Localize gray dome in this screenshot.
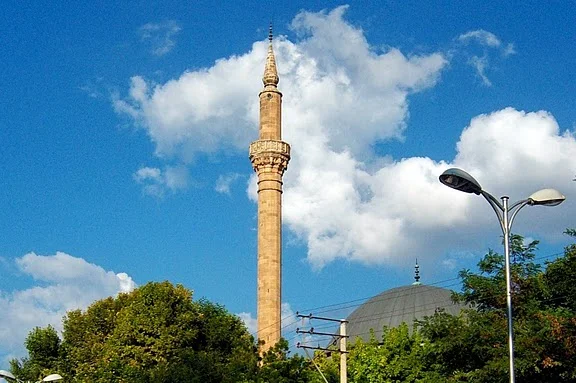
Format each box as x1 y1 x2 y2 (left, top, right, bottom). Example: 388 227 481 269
346 284 466 343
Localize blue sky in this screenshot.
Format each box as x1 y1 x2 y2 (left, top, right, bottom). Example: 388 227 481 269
1 1 576 367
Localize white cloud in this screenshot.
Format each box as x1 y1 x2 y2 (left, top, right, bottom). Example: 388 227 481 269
164 166 189 190
457 29 515 86
117 273 136 293
133 165 189 197
0 252 136 363
215 173 242 194
116 6 445 160
134 166 162 182
79 77 105 99
237 302 301 340
468 55 491 86
114 7 576 269
285 107 576 268
237 312 257 335
458 30 502 47
138 20 181 56
503 43 516 57
454 108 576 185
281 302 299 333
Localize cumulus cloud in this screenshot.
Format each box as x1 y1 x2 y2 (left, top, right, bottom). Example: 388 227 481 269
0 252 136 362
116 6 445 159
114 6 576 269
138 20 181 56
133 165 189 197
285 108 576 268
457 29 516 86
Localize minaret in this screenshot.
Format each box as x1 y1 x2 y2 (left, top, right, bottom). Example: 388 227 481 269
249 26 291 351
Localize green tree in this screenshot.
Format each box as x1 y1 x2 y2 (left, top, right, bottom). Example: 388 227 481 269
10 281 319 382
308 324 445 383
15 281 258 382
305 231 576 383
420 231 576 382
544 229 576 309
348 324 427 382
10 325 61 381
253 339 312 383
529 229 576 381
455 234 542 314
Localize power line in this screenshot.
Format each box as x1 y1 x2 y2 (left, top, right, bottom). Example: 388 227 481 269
248 248 570 341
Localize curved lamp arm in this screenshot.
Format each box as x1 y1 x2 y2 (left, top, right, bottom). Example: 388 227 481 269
480 191 538 235
507 200 530 232
480 190 507 235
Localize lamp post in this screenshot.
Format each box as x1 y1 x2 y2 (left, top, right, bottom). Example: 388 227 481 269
439 168 565 383
0 370 63 383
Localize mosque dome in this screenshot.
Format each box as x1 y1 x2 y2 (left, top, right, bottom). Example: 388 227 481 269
346 264 466 343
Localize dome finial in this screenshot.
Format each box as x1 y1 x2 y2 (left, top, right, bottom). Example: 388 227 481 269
413 259 421 285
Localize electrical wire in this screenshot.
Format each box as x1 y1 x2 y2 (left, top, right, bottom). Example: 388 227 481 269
249 248 571 343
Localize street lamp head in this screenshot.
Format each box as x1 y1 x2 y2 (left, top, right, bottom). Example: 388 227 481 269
0 371 62 382
528 188 566 206
439 168 483 195
0 370 16 380
42 374 63 382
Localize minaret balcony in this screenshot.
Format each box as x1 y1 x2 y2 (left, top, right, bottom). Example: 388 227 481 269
249 139 291 175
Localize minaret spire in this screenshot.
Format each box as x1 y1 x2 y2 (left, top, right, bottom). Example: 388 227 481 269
249 26 291 353
263 23 279 88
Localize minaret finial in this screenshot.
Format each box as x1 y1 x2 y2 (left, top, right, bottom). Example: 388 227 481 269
413 259 421 285
269 22 273 42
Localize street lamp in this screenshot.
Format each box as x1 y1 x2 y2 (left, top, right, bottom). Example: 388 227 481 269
40 375 62 382
0 370 63 383
439 168 565 383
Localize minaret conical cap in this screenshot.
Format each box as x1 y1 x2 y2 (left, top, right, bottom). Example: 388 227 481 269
263 24 279 87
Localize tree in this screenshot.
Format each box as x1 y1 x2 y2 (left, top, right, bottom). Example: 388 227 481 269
10 281 320 382
12 281 259 382
11 232 574 382
455 234 542 314
348 324 429 383
307 324 446 383
305 231 576 382
544 229 576 309
253 339 312 383
10 325 61 381
420 231 576 382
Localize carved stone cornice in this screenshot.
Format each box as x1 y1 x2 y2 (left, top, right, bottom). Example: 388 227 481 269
249 139 291 175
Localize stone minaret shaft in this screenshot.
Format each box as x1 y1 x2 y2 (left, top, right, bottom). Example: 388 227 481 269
249 29 290 350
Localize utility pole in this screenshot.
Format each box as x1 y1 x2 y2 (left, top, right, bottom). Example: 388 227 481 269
340 320 347 383
296 313 348 383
